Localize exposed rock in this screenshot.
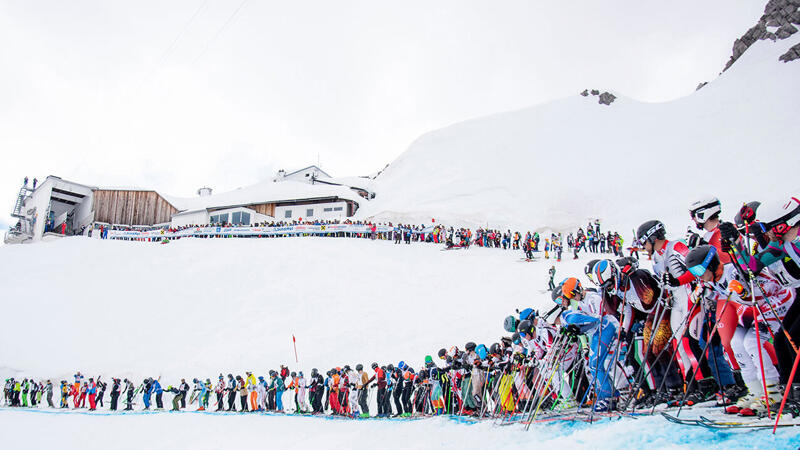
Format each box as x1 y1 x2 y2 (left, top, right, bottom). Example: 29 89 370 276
590 89 599 95
776 23 798 38
580 89 589 97
779 42 800 61
722 0 800 71
598 92 616 105
696 81 708 91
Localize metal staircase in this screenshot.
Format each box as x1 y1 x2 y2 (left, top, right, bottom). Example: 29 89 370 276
11 184 32 219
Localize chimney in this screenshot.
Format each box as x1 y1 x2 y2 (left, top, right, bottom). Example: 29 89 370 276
197 187 213 197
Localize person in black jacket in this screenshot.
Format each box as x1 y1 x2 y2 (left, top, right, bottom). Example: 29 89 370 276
179 379 189 409
308 369 324 413
96 378 106 408
110 378 121 411
226 374 236 411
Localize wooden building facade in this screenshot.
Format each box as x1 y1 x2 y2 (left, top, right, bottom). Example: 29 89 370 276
92 189 178 226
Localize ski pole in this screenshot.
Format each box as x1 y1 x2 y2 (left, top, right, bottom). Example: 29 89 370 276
773 346 800 433
676 292 734 417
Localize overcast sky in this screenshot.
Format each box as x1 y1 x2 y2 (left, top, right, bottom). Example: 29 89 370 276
0 1 765 229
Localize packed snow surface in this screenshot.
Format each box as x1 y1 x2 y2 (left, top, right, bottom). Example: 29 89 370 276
0 237 796 448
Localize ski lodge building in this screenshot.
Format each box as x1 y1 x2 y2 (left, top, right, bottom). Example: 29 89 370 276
5 166 374 244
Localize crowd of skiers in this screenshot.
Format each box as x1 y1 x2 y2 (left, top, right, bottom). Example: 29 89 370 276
528 195 800 418
7 196 798 422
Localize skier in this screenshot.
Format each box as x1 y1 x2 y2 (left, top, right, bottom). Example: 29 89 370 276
558 277 619 411
179 378 190 409
151 377 163 409
636 219 715 404
296 371 308 413
96 378 106 408
356 364 370 417
142 378 152 410
45 380 54 408
87 378 97 411
548 266 556 291
123 378 135 411
215 375 226 411
110 378 121 411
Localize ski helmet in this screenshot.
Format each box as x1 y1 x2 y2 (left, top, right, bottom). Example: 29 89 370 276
500 336 512 347
551 285 564 305
584 259 600 284
561 277 583 300
465 342 477 352
511 332 521 344
355 364 363 371
371 362 378 369
291 371 296 378
489 343 501 355
475 344 488 360
689 197 721 229
503 315 518 333
344 365 351 371
517 319 533 335
734 201 761 231
615 256 639 275
398 361 406 370
685 244 720 278
593 259 619 292
635 220 666 247
437 348 447 359
424 355 433 365
759 197 800 238
386 364 394 371
311 368 318 375
517 307 536 321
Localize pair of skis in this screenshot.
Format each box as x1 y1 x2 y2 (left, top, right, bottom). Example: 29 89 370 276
661 411 799 429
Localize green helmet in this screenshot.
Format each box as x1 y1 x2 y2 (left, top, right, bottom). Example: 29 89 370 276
424 355 433 365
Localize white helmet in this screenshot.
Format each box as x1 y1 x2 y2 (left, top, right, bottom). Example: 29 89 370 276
758 196 800 237
689 197 721 228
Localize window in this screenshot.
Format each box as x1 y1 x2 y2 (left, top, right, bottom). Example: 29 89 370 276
241 212 250 224
218 213 229 224
210 215 217 223
333 207 343 211
323 207 333 212
306 208 314 217
285 210 292 218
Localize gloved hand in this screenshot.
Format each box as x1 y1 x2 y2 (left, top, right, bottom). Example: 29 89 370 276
719 222 739 253
564 324 581 337
662 272 681 287
686 231 704 249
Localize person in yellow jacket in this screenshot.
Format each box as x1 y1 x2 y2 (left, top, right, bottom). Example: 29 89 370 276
245 372 258 411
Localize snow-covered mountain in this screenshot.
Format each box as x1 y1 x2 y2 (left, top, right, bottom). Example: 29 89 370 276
360 2 800 236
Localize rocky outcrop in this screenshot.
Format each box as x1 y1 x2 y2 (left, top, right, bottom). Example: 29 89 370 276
696 81 708 91
580 89 617 105
598 92 617 105
723 0 800 71
779 42 800 61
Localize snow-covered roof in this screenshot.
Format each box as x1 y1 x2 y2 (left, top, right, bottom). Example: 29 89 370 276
161 179 361 212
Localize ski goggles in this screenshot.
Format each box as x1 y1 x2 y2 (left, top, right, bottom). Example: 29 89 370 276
688 246 717 277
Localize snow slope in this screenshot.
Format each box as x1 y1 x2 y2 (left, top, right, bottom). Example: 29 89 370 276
360 33 800 235
0 237 568 380
0 237 795 448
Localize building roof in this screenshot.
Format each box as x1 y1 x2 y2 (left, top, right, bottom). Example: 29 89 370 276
161 179 360 213
283 165 331 179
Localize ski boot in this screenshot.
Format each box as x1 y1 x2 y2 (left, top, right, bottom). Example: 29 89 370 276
739 383 781 417
716 384 746 406
725 392 754 415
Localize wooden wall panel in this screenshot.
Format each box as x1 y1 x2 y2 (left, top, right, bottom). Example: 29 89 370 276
93 190 178 225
